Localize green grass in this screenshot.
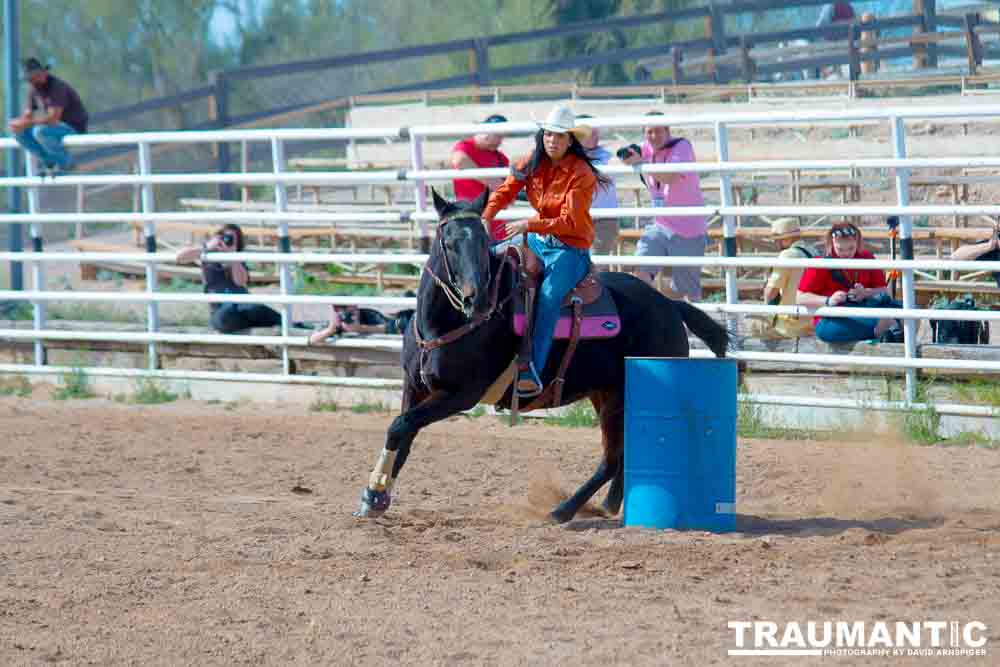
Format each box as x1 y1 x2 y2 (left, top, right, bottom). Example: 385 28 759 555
702 291 725 303
350 401 391 414
898 405 942 446
0 302 33 321
386 263 421 276
0 376 32 397
543 401 598 428
119 379 179 405
737 396 825 440
47 302 142 324
953 380 1000 407
938 431 995 448
52 368 96 400
299 276 380 297
164 277 202 293
160 308 210 327
309 393 340 412
464 405 487 418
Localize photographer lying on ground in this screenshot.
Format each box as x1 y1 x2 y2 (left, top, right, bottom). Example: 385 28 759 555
796 221 902 345
950 219 1000 288
175 224 284 334
308 301 415 345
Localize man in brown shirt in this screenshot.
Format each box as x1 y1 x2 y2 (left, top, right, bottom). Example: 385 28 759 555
8 58 88 175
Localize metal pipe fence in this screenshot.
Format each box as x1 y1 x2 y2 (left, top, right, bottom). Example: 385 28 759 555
3 103 1000 417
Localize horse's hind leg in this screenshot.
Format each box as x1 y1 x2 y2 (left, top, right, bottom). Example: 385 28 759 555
597 391 626 516
549 390 625 523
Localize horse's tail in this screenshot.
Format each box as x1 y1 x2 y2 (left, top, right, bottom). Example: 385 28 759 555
676 300 729 358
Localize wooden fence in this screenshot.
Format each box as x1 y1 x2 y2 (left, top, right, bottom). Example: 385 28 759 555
73 0 1000 190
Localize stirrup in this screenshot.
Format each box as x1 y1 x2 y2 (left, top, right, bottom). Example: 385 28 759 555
516 363 543 398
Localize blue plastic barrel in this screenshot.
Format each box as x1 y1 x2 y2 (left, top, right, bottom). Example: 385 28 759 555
623 357 737 532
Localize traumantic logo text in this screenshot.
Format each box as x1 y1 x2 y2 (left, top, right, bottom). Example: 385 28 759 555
728 621 989 658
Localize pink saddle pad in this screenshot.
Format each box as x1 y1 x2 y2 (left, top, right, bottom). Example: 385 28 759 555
512 286 620 340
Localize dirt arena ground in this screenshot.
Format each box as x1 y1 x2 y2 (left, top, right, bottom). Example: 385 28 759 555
1 395 998 666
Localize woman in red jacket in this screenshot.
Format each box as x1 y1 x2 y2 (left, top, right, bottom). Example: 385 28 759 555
483 106 610 396
797 221 902 344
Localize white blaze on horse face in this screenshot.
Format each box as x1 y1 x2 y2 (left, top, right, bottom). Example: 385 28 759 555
452 226 480 299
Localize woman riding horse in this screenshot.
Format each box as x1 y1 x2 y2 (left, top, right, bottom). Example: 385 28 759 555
482 106 610 397
354 190 731 523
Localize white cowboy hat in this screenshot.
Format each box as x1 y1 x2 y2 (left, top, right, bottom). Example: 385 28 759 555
538 105 591 141
769 217 802 238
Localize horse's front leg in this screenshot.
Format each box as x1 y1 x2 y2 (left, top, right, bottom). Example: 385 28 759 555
355 384 483 518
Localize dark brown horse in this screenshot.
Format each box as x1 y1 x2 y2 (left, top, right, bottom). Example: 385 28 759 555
356 190 729 522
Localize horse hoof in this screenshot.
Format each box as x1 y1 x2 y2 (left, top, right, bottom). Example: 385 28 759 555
354 487 391 518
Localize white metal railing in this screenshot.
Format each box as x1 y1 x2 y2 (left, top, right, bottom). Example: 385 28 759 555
3 103 1000 416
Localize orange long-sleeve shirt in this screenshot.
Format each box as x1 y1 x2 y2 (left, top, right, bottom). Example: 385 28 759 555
482 152 597 250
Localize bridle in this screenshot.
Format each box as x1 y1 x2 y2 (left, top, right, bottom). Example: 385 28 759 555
422 212 489 318
412 211 515 387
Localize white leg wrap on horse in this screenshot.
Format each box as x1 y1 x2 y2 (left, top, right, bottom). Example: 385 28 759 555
368 448 397 492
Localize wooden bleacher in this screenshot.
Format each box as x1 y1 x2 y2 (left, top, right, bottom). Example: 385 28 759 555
68 239 280 284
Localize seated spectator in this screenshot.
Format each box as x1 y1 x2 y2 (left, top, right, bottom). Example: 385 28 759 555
450 114 510 202
175 224 283 334
797 221 902 345
950 219 1000 287
8 58 88 175
308 302 415 345
747 218 816 342
576 113 620 255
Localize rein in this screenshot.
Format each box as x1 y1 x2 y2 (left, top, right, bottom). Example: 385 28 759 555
413 214 514 386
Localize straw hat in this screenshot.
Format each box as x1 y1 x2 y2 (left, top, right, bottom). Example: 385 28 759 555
770 217 801 239
538 106 591 141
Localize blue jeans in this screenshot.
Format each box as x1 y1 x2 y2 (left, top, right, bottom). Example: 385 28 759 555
526 233 591 375
14 123 76 168
814 294 900 343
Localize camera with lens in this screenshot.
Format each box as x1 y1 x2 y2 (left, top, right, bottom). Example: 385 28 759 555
221 232 236 247
616 143 642 161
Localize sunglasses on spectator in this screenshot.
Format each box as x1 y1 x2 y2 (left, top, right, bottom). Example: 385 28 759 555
831 227 858 238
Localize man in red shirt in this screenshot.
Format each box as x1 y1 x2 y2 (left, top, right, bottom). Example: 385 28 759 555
450 114 510 201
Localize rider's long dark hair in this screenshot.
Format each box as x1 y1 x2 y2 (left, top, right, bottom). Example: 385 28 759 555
513 129 611 187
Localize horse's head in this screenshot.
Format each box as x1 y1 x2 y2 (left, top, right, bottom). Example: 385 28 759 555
429 188 492 318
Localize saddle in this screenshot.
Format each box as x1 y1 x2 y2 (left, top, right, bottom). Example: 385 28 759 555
511 250 621 340
502 242 620 415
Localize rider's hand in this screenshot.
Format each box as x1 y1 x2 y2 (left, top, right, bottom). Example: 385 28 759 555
503 220 530 239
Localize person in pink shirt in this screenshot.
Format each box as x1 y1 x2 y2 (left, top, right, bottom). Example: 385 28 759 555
620 111 707 300
449 114 510 201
